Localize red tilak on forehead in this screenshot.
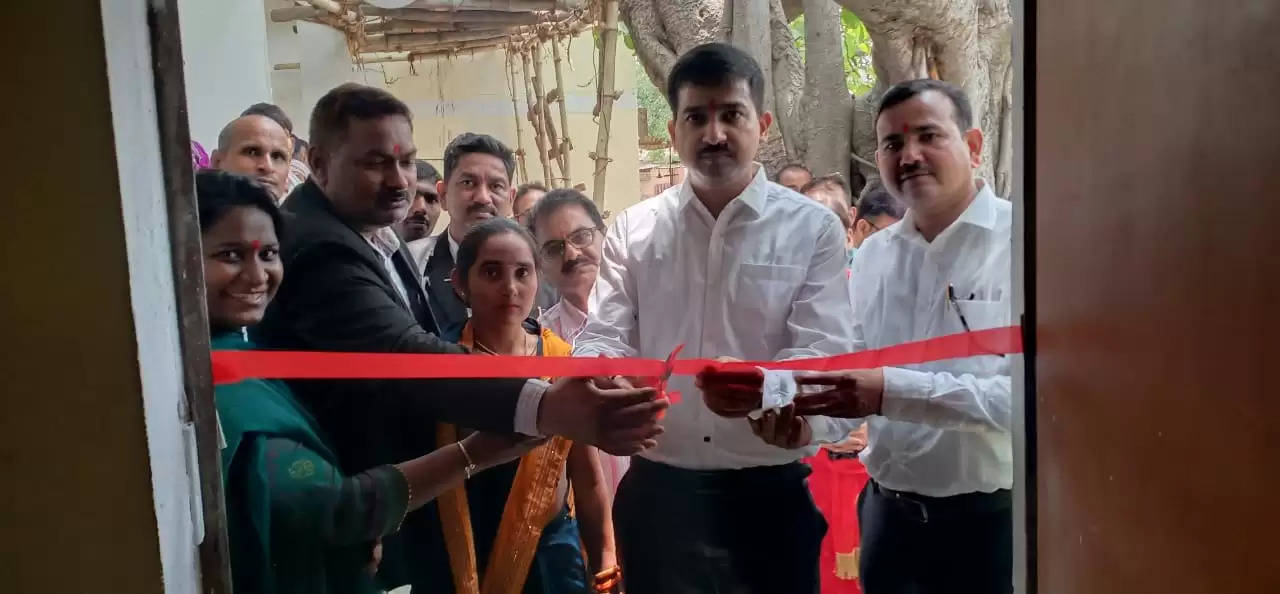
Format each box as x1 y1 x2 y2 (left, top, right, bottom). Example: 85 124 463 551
902 124 910 134
250 240 261 251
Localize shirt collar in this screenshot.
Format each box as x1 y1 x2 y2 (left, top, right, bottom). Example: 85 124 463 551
891 179 997 242
677 164 769 215
365 226 401 258
447 233 460 262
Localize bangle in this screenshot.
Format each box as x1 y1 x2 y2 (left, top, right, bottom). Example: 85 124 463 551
456 440 477 480
594 566 621 592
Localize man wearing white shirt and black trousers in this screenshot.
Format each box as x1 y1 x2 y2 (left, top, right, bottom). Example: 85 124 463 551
727 79 1014 593
574 43 857 594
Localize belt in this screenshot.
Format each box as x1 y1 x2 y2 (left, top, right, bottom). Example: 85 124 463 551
869 480 1011 523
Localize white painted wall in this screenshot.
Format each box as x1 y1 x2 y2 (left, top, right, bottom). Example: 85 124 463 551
179 0 274 146
102 0 201 590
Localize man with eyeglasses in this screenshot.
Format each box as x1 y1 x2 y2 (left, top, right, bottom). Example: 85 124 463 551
526 188 605 345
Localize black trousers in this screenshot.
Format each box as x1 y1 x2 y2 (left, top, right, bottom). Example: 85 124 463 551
613 458 826 594
858 480 1013 594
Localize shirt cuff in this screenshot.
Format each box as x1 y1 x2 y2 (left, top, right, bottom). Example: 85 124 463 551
881 367 935 421
806 415 849 445
515 379 549 437
747 368 798 419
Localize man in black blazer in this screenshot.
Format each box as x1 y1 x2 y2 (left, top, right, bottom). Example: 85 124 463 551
253 83 666 589
423 133 557 336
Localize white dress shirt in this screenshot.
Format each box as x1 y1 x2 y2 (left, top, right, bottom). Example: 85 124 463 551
850 181 1013 497
369 227 546 437
575 166 856 470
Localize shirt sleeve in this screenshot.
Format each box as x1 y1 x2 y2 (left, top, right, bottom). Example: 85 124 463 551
574 211 640 358
261 437 410 546
881 366 1012 432
774 212 858 361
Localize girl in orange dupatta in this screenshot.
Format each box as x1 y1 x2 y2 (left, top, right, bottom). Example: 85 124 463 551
438 218 620 594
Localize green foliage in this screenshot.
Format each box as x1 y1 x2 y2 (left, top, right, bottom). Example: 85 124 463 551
789 9 876 97
633 57 671 143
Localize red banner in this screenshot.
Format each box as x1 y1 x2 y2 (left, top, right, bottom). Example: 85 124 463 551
211 326 1021 385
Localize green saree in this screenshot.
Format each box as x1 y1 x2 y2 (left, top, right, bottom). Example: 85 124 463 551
213 331 408 594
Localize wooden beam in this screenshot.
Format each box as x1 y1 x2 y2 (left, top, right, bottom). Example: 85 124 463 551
362 7 551 25
361 37 508 56
358 44 506 64
403 0 586 12
591 0 620 208
273 62 301 71
362 30 511 52
270 6 321 22
308 0 342 15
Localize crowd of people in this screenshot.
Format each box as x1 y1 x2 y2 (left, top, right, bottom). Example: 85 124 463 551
199 40 1012 594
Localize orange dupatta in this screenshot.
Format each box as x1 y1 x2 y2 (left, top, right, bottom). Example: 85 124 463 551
436 323 575 594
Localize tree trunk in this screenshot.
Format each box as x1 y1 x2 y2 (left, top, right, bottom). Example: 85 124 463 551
620 0 805 175
837 0 1013 196
799 0 853 181
622 0 1013 197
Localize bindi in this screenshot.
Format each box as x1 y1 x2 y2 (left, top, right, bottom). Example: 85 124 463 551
250 240 261 251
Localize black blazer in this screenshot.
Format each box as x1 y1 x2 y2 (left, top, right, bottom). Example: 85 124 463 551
254 180 527 465
422 232 470 338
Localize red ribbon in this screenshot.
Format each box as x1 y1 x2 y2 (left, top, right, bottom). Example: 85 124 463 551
211 326 1021 386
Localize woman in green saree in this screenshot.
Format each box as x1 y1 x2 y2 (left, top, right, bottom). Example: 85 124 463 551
199 170 538 593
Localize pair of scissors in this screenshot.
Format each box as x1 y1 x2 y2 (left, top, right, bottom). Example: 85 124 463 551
655 344 685 414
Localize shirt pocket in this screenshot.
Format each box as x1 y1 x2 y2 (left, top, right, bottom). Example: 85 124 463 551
731 263 807 336
955 299 1011 331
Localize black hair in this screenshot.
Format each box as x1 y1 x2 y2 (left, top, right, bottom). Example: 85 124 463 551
876 79 973 132
415 159 441 183
242 102 294 134
196 169 284 235
454 218 540 291
515 182 549 202
665 42 766 115
776 163 812 181
525 188 605 236
856 183 906 221
309 83 413 153
442 132 515 182
292 136 309 160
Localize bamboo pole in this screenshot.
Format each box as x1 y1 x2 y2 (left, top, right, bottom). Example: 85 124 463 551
270 6 321 22
521 46 553 186
506 48 531 184
550 34 573 186
591 0 620 209
366 29 511 48
528 40 560 187
362 7 551 25
400 0 586 11
358 41 507 63
527 38 563 186
362 36 509 54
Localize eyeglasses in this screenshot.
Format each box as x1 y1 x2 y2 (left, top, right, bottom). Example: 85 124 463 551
539 227 600 260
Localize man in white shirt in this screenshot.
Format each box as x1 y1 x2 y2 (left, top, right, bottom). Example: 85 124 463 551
782 79 1014 593
574 43 855 594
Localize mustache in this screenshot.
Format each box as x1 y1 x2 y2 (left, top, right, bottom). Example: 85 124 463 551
561 258 595 275
466 203 498 217
898 162 931 181
404 212 429 223
698 144 732 157
380 188 411 202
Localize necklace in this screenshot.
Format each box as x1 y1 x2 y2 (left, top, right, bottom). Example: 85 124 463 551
473 332 537 356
